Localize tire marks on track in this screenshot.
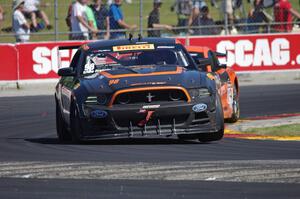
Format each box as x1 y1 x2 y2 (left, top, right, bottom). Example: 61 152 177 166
0 160 300 184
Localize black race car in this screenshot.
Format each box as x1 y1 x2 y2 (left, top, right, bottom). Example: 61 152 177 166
55 37 224 143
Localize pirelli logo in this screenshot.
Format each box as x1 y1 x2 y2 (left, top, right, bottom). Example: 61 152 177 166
113 44 155 52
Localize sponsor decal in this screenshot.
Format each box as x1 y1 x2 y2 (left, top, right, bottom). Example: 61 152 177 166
90 110 108 119
112 44 155 52
157 46 175 49
142 105 160 109
130 82 167 86
137 110 155 127
109 79 120 86
192 103 207 112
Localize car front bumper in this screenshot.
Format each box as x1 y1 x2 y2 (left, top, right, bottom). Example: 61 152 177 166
79 97 221 140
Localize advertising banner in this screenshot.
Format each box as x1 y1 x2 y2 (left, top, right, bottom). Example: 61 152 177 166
15 41 86 80
1 33 300 81
188 33 300 72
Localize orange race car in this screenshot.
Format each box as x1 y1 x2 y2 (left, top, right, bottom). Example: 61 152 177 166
186 46 240 123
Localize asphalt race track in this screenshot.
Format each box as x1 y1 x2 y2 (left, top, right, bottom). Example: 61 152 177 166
0 84 299 198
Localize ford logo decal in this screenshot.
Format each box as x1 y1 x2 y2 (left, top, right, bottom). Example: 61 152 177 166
192 103 207 112
90 110 108 119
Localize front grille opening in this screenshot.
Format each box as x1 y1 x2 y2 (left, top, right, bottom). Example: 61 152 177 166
113 89 188 105
195 112 209 120
192 112 210 125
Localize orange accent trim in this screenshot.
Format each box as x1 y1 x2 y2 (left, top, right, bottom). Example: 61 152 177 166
100 67 183 79
185 46 210 56
108 86 191 107
186 46 211 71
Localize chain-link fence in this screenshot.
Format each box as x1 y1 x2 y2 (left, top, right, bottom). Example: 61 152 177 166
0 0 300 43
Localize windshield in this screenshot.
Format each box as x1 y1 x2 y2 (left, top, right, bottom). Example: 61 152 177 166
81 44 191 75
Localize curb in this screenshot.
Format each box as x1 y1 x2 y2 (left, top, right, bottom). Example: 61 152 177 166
225 128 300 141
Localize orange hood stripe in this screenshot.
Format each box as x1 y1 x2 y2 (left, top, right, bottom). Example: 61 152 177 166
100 67 183 79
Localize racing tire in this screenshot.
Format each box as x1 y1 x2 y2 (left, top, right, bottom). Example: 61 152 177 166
226 84 240 123
198 93 224 142
70 102 83 144
56 100 72 142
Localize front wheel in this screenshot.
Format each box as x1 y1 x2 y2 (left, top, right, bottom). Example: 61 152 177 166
56 100 71 142
70 102 83 143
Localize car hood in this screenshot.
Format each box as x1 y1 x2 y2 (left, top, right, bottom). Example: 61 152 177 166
77 66 209 95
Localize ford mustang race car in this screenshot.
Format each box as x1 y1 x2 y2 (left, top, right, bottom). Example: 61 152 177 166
186 46 240 123
55 38 224 143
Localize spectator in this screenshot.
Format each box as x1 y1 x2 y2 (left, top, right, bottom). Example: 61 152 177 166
148 0 173 37
71 0 97 40
188 0 203 28
90 0 110 39
109 0 136 39
273 0 300 32
247 0 269 33
86 0 98 39
190 2 219 35
170 0 192 33
23 0 52 32
66 1 75 39
12 0 30 42
0 5 3 29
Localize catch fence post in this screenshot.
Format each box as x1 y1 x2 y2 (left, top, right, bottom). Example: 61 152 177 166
139 0 143 36
54 0 58 41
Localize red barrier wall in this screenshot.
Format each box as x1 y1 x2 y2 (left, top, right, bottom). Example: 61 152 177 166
1 33 300 81
0 44 18 81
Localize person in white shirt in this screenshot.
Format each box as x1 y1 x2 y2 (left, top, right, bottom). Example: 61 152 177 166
24 0 52 31
0 4 4 30
71 0 97 40
12 0 30 42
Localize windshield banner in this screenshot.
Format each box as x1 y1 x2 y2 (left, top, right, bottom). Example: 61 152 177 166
0 33 300 81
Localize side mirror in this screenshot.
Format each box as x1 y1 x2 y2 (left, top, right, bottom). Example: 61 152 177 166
57 67 75 77
215 52 226 57
196 58 211 69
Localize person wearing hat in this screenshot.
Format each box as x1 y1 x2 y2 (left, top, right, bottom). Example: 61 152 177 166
12 0 30 42
147 0 173 37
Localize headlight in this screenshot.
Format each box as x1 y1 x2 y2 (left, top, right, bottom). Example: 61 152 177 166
189 88 210 99
85 96 97 104
85 94 107 105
